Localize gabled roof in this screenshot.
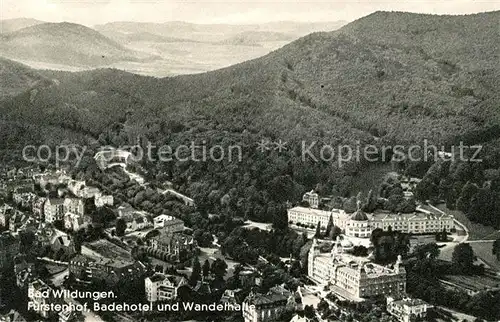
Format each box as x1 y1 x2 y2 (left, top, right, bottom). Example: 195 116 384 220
148 273 166 283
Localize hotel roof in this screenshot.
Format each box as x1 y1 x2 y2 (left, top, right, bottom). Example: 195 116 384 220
289 206 347 217
369 211 452 221
392 298 429 307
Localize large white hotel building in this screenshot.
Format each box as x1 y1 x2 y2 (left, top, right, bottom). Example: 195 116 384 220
308 238 406 300
288 205 454 237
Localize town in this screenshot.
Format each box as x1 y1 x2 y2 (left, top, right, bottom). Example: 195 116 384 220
0 148 499 322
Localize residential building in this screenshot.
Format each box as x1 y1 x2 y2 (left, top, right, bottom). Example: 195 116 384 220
64 212 87 231
14 259 36 289
59 308 84 322
290 315 312 322
8 211 30 233
35 222 60 248
0 309 27 322
51 235 76 257
63 198 85 217
308 238 406 301
66 179 101 200
145 273 187 302
0 204 14 227
148 232 197 260
32 197 47 218
69 253 145 287
238 269 259 288
35 172 71 190
243 289 289 322
44 198 65 223
154 215 184 233
95 195 114 208
15 166 41 180
387 297 432 322
12 189 36 209
119 210 153 232
117 204 136 217
67 180 86 197
127 214 153 232
220 289 244 305
78 186 100 199
302 190 319 208
28 279 57 319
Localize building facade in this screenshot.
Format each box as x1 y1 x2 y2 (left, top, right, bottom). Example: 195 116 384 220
95 195 114 208
345 209 372 238
44 198 65 223
287 207 348 230
154 215 184 233
63 198 85 218
288 206 454 237
243 289 289 322
28 279 57 319
302 190 319 208
147 232 198 263
370 211 454 234
145 273 187 302
69 254 145 287
0 204 14 227
387 297 432 322
308 238 406 300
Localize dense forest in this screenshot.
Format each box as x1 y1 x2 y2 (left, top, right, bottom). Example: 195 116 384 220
413 153 500 228
0 11 499 223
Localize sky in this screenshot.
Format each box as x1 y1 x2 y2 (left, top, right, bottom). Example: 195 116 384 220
1 0 499 26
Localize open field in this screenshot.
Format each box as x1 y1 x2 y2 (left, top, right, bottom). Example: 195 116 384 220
470 241 500 271
83 239 132 260
442 274 500 293
435 204 499 241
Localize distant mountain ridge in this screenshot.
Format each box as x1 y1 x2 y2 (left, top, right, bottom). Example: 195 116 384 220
0 18 44 33
1 11 499 146
219 31 296 46
94 20 347 42
0 22 158 67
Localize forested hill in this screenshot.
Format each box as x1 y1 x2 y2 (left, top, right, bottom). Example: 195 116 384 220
0 22 156 67
0 11 499 220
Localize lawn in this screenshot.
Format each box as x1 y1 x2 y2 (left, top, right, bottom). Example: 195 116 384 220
45 263 67 275
470 241 500 271
442 274 500 292
435 204 499 241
